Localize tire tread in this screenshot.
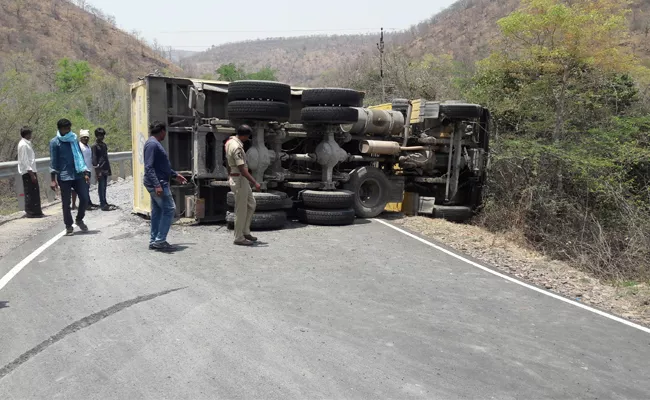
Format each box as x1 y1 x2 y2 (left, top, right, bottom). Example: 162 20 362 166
297 208 355 226
228 80 291 103
227 100 290 122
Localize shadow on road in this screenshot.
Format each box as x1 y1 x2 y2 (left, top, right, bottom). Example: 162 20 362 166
186 215 374 233
380 212 405 221
77 230 101 235
0 301 8 310
169 245 190 253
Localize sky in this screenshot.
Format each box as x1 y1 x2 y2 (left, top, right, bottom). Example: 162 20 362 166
87 0 458 51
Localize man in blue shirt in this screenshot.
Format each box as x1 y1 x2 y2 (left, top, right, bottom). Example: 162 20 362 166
49 119 91 236
143 121 187 252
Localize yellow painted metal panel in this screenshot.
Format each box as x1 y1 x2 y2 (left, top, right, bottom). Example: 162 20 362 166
368 102 392 111
131 81 151 216
385 163 404 212
410 99 422 124
385 202 403 212
369 99 423 124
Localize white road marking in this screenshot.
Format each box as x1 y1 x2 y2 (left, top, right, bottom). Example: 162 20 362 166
376 219 650 334
0 230 66 292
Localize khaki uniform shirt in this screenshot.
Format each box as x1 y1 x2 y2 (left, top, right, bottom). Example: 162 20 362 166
225 136 246 171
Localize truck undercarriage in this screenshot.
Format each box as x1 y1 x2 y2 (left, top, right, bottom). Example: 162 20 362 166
130 76 491 228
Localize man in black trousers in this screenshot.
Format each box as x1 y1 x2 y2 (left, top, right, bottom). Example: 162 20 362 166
17 126 44 218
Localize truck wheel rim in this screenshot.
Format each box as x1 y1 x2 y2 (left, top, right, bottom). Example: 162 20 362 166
358 179 382 208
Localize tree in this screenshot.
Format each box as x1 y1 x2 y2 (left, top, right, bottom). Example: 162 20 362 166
465 0 650 279
55 58 92 93
216 63 246 82
247 67 277 81
215 63 278 82
12 0 26 19
475 0 640 141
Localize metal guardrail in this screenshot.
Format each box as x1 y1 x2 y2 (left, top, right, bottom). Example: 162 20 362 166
0 151 132 211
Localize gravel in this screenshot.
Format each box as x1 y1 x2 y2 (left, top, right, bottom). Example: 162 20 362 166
103 176 135 209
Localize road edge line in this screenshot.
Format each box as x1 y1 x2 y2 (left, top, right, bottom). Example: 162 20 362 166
0 230 66 292
375 219 650 335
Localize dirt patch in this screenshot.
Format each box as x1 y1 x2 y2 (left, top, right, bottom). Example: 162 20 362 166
392 216 650 327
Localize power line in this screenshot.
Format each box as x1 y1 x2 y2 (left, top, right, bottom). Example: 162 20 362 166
155 28 400 34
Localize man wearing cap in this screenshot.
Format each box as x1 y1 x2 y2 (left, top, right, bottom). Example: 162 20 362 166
225 124 261 246
72 129 99 210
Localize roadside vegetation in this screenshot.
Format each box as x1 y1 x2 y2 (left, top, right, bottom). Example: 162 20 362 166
0 54 131 214
200 63 279 82
323 0 650 282
0 54 131 161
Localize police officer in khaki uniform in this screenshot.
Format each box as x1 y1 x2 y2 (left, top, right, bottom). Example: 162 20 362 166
225 124 261 246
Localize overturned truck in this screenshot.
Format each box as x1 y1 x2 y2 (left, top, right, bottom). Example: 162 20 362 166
130 76 491 229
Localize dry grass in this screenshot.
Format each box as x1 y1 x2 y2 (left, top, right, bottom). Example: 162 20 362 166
0 0 179 81
392 216 650 327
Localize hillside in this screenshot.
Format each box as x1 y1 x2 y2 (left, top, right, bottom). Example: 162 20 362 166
184 34 379 84
0 0 179 81
170 49 200 63
183 0 650 85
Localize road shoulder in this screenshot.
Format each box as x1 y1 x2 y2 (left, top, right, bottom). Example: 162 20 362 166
389 215 650 328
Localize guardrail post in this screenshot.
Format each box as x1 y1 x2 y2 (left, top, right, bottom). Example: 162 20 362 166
14 173 25 212
119 160 126 179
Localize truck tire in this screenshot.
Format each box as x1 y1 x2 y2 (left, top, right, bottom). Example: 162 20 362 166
301 190 354 209
301 88 362 107
344 166 391 218
434 205 473 222
227 190 288 211
227 100 290 122
228 80 291 103
301 106 358 124
297 208 355 226
391 98 409 106
439 103 482 120
391 98 409 112
226 210 287 231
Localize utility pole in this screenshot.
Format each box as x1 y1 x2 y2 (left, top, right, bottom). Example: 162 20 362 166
377 27 386 103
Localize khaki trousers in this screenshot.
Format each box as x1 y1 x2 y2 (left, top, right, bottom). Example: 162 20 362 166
229 175 256 240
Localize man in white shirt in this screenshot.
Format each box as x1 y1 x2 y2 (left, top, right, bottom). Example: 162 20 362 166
17 126 44 218
71 129 99 210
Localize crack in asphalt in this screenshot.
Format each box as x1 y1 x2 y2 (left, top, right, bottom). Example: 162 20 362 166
0 287 186 380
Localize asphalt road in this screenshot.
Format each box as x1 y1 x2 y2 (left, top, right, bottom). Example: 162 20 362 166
0 203 649 399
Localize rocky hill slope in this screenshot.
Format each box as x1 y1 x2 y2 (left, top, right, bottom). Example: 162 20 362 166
0 0 178 81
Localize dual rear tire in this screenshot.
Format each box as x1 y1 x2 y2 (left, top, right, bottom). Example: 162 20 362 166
298 190 355 226
226 191 291 231
300 88 363 124
227 80 291 122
